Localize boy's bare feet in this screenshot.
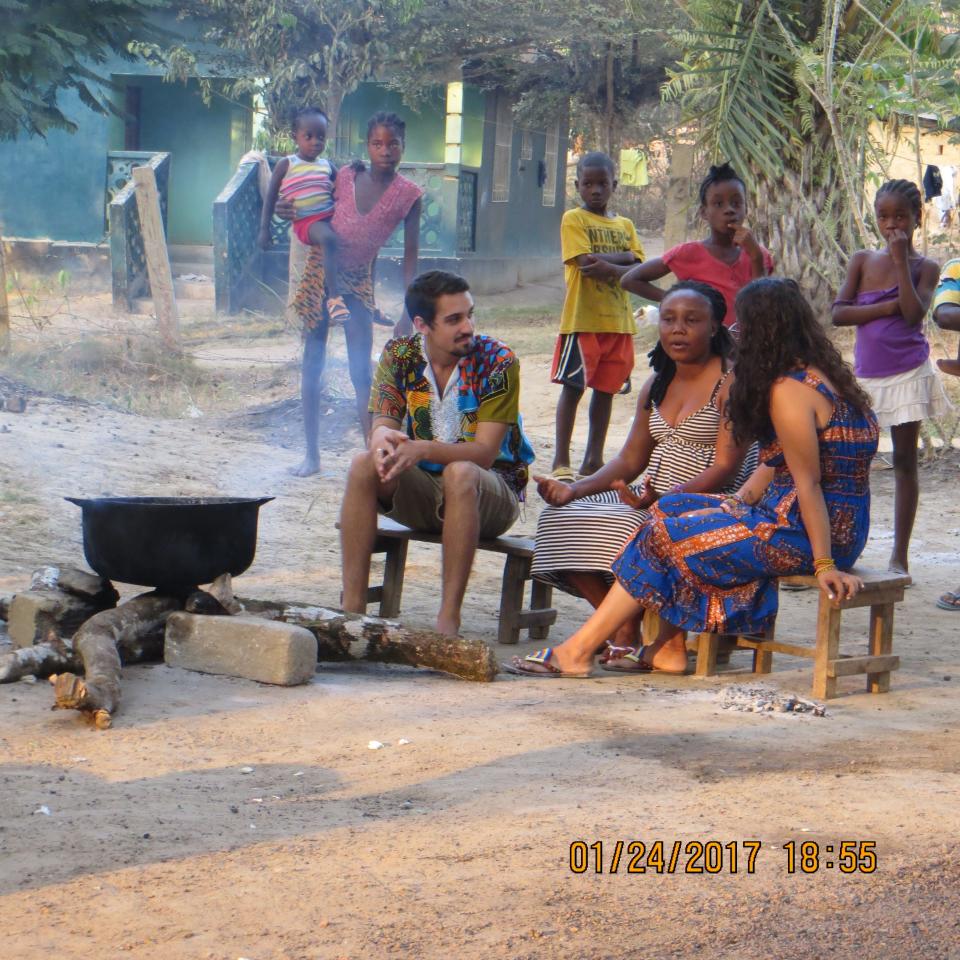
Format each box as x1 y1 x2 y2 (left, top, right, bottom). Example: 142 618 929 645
937 357 960 377
289 454 321 477
435 614 460 637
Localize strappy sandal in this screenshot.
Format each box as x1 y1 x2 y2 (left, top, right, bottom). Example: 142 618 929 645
936 590 960 611
501 647 593 679
600 645 690 675
549 466 576 483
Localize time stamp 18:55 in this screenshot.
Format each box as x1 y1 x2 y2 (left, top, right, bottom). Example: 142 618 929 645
569 840 877 875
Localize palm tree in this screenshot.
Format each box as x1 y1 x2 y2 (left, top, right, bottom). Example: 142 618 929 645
663 0 960 310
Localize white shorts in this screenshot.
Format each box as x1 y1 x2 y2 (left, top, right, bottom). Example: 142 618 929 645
859 358 953 428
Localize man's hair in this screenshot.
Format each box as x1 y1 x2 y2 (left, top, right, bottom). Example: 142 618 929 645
576 151 615 178
404 270 471 327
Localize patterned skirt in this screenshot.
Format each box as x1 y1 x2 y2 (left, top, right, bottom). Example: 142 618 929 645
611 491 816 635
294 246 375 333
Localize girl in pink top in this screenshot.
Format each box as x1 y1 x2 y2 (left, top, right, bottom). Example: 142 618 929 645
582 163 774 327
289 112 423 476
832 179 945 577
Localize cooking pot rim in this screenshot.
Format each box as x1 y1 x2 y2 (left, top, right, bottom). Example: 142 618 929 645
65 496 274 508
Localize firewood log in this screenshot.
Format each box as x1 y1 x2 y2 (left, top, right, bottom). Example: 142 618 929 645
239 599 497 682
0 631 81 682
50 593 181 727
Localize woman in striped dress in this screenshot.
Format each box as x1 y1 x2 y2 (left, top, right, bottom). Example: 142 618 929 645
531 281 753 663
509 278 875 678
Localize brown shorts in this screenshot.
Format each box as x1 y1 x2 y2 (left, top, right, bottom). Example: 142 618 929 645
379 465 519 539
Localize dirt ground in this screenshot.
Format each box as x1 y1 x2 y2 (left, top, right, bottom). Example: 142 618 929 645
3 266 960 960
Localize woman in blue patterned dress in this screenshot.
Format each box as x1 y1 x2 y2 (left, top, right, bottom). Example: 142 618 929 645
507 277 879 678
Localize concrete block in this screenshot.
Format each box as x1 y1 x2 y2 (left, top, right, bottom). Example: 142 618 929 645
164 612 317 686
7 589 105 647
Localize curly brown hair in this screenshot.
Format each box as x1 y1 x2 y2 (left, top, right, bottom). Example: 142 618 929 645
727 277 872 443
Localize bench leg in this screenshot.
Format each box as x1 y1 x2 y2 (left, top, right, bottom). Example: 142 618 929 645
529 579 553 641
751 623 775 674
378 538 408 618
694 632 719 677
867 601 894 694
812 597 841 700
498 554 530 645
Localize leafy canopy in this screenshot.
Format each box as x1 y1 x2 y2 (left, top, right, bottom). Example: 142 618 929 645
0 0 164 140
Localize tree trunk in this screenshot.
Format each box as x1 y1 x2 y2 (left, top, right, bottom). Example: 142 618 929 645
750 150 861 318
605 45 615 157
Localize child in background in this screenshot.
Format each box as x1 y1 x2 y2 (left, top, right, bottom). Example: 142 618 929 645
932 258 960 377
582 163 773 327
551 151 644 480
832 179 948 577
259 107 350 325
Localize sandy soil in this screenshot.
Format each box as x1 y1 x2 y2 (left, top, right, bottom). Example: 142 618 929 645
3 271 960 960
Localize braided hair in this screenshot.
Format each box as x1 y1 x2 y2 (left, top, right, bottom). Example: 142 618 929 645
875 179 922 221
698 162 746 206
290 106 328 134
352 111 407 172
645 280 735 410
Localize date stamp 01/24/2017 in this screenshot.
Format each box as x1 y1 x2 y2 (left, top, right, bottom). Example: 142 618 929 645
569 840 878 876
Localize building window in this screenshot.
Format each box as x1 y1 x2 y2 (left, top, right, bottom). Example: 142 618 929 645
492 94 513 202
542 122 560 207
520 129 533 161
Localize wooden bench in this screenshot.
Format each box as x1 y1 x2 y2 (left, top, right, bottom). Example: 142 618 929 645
362 517 557 645
683 568 910 699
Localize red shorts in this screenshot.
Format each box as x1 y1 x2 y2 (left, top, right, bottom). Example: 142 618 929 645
292 210 334 245
551 332 634 394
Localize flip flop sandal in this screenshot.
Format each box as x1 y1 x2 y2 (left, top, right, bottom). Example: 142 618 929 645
936 591 960 611
501 647 593 679
601 645 690 675
598 643 637 665
550 466 576 483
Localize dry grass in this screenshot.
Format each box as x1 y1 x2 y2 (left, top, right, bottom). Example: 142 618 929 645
0 334 238 418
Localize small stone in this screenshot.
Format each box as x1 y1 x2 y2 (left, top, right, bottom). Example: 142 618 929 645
368 740 385 750
944 676 952 682
240 766 254 774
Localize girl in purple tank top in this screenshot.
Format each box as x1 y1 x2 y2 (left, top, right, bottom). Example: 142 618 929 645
832 179 948 577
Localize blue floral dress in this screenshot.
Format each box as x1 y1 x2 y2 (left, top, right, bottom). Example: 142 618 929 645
611 370 879 634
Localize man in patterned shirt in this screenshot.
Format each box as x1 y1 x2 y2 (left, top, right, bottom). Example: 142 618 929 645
340 270 534 636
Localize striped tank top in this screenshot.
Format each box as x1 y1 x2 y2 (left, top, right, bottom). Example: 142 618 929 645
280 154 335 220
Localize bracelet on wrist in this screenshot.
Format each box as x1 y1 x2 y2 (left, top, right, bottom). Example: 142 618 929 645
813 557 836 575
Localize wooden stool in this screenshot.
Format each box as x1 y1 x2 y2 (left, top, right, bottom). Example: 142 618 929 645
689 568 909 699
364 517 557 645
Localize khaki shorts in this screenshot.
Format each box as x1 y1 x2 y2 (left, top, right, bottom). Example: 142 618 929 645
380 465 519 539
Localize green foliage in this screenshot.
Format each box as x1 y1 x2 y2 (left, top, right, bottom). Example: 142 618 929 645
0 0 163 139
663 0 960 251
160 0 418 139
387 0 681 152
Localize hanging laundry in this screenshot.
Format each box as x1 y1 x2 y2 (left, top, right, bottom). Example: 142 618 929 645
923 164 943 201
619 147 649 187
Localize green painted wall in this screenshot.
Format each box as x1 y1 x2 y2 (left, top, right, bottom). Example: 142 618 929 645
337 83 445 163
0 86 112 242
114 77 251 245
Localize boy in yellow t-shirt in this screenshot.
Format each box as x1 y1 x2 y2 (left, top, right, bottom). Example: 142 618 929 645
548 152 644 479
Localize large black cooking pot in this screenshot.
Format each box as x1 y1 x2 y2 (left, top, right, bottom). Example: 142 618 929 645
65 496 273 593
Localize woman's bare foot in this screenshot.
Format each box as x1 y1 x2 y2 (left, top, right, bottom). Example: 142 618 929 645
289 454 321 477
937 357 960 377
